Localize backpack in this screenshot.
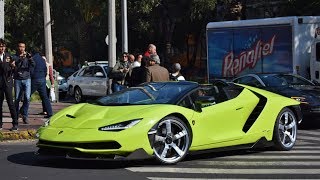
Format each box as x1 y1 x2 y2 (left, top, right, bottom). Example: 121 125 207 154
169 73 180 81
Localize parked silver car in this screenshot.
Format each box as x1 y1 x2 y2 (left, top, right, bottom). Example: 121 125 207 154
67 63 109 103
58 75 68 99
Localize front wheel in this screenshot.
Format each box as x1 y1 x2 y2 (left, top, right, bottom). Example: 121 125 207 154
74 87 83 103
272 108 297 151
153 116 191 164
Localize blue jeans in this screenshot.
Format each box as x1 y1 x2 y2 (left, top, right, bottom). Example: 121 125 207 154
14 79 31 118
112 82 126 92
31 78 53 116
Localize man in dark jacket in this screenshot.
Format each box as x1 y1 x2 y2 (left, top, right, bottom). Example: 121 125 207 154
13 41 35 124
30 51 53 118
0 39 18 131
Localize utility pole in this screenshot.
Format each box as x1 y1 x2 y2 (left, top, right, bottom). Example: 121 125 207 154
108 0 116 94
43 0 53 67
121 0 128 53
0 0 4 39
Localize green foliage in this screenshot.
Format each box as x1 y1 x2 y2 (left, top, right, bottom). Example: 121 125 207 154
4 0 44 52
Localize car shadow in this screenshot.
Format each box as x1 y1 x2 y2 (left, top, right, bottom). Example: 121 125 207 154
7 152 160 169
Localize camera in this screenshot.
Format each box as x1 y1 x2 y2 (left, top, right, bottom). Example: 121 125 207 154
26 53 32 59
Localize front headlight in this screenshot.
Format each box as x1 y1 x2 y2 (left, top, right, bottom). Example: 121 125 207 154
98 119 142 131
291 96 309 104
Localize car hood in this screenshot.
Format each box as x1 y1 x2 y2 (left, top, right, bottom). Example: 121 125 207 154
267 85 320 102
49 103 181 129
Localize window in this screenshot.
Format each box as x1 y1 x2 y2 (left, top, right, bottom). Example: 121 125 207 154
82 67 93 77
235 76 263 88
93 66 106 77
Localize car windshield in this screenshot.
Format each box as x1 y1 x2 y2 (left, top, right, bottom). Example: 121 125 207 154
95 82 194 105
277 74 314 86
260 75 288 87
260 74 313 87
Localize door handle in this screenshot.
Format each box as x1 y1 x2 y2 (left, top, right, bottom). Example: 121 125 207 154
236 107 243 110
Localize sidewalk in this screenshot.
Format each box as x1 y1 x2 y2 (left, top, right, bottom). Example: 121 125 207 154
0 101 73 141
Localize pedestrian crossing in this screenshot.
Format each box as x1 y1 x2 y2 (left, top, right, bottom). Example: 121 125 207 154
126 130 320 179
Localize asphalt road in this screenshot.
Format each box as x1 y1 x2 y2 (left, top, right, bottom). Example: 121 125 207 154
1 128 320 180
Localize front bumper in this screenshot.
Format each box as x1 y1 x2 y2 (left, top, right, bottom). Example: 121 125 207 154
36 146 152 160
300 104 320 117
36 126 154 158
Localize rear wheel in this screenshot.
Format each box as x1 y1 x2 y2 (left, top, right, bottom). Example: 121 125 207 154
153 116 191 164
74 87 83 103
272 108 297 150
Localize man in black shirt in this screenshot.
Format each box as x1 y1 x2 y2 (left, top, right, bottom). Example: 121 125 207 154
0 39 18 131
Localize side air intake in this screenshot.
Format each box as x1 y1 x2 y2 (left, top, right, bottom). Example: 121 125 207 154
242 91 267 132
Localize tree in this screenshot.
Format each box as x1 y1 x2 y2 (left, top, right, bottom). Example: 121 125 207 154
4 0 44 53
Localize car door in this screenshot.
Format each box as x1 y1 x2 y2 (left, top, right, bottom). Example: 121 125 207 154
91 66 108 96
74 66 93 96
189 85 259 149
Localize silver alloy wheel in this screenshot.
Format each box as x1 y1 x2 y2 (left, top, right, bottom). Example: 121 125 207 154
275 108 297 150
74 87 82 103
153 117 190 164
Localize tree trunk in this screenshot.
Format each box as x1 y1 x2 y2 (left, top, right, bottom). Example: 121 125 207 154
78 22 92 65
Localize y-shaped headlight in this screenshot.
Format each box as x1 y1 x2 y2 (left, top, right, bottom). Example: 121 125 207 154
99 119 142 131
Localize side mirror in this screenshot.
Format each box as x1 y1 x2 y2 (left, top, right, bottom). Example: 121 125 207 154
95 72 104 77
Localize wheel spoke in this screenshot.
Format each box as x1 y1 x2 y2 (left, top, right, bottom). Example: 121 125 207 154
281 133 287 144
160 144 170 158
173 130 187 141
155 135 166 143
278 124 285 131
171 143 184 157
285 131 295 143
286 121 295 130
284 112 289 124
165 120 172 135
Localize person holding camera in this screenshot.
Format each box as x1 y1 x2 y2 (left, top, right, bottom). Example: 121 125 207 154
13 41 35 124
110 52 130 92
0 39 18 131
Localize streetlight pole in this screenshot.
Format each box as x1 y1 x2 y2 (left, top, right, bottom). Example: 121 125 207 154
0 0 4 39
121 0 128 53
108 0 116 94
43 0 53 67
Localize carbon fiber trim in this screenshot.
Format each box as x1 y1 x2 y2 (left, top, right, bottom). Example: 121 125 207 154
242 91 267 132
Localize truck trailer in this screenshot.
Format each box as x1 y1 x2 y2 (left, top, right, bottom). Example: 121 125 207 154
206 16 320 83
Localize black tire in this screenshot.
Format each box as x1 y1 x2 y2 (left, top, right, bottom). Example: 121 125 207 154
153 116 191 164
272 107 298 151
74 87 83 103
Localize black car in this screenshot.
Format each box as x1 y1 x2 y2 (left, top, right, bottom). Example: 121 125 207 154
233 73 320 118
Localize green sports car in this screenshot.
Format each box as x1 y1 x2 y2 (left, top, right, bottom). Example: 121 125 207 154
36 81 302 164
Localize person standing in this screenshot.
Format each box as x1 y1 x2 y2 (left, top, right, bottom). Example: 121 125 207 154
13 41 35 124
146 54 170 82
111 52 129 92
30 50 53 118
0 39 18 131
169 63 185 81
40 55 54 115
129 56 149 87
144 44 157 57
